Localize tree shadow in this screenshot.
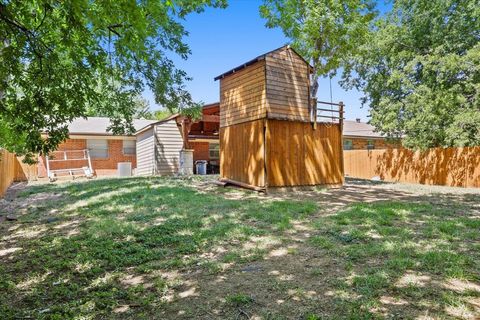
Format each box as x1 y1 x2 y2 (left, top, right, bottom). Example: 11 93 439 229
371 147 480 188
0 176 478 319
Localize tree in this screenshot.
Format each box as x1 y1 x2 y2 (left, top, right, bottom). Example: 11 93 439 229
260 0 376 114
342 0 480 149
153 108 175 120
0 0 226 161
86 95 154 120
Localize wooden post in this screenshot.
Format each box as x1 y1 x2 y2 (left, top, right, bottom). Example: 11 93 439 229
180 117 192 150
45 154 51 179
86 149 93 173
339 101 345 183
311 98 317 130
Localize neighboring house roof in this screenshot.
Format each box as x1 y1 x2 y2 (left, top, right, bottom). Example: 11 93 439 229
343 120 384 139
67 117 158 135
214 45 313 81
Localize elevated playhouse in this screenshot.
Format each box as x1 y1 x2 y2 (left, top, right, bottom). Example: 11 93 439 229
215 46 344 190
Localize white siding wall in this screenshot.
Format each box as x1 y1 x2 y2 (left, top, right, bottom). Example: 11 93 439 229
136 128 155 176
154 120 183 175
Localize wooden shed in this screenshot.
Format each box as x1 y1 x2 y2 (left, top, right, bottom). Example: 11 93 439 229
135 116 184 176
215 46 344 190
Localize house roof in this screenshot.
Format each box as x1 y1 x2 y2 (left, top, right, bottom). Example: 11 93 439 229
135 103 222 135
214 45 313 81
343 120 384 138
67 117 158 135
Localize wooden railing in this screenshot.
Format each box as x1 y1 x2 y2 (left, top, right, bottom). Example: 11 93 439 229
344 147 480 188
315 100 344 124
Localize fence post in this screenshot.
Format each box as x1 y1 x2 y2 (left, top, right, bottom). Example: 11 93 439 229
339 101 345 182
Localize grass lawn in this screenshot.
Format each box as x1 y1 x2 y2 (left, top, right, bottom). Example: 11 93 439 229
0 176 479 319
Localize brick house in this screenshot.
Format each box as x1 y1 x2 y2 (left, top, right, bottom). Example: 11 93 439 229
38 117 157 178
38 104 221 178
343 119 399 150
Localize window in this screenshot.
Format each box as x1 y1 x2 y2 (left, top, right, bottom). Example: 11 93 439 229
123 140 136 155
209 142 220 159
87 140 108 158
367 140 375 150
343 139 353 150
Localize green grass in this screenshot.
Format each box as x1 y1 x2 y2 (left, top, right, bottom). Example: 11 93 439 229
308 202 480 319
0 177 317 319
225 293 254 306
0 177 479 319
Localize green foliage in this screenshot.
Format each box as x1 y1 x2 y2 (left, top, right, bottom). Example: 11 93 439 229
225 293 254 306
342 0 480 149
0 0 226 160
179 103 203 121
86 95 154 119
260 0 376 97
153 108 175 120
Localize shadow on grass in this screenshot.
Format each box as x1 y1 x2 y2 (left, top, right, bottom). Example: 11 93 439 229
308 201 480 319
0 176 317 319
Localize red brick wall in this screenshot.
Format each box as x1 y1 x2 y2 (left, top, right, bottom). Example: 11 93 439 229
191 142 210 162
344 137 400 150
38 138 136 177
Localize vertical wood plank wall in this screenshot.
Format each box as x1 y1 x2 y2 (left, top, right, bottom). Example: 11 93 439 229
220 119 265 187
0 149 16 197
0 150 36 197
344 147 480 188
265 50 310 122
266 120 343 187
220 60 267 127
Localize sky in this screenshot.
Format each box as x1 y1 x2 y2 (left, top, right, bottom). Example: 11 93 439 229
143 0 376 122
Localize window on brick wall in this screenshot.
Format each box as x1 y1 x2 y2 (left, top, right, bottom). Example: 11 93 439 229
87 139 108 158
123 140 136 155
209 142 219 159
344 139 353 150
367 140 375 150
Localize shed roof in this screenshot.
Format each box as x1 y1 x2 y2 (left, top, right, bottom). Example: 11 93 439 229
343 120 384 138
67 117 158 135
214 45 312 81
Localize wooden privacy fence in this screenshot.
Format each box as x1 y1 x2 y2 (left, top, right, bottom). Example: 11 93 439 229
344 147 480 188
0 149 37 197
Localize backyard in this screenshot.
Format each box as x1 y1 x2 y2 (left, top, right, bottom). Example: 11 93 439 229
0 176 479 319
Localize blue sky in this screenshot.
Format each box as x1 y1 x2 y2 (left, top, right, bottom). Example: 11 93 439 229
143 0 378 122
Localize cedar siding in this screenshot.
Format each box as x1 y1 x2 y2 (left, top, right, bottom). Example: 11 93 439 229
220 119 266 187
217 46 344 189
220 60 267 127
266 120 342 187
265 49 310 122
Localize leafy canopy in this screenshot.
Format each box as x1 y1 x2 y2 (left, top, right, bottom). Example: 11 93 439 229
343 0 480 149
0 0 225 160
260 0 376 98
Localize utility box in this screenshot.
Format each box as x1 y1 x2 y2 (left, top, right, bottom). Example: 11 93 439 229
215 46 344 190
118 162 132 177
179 149 194 175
